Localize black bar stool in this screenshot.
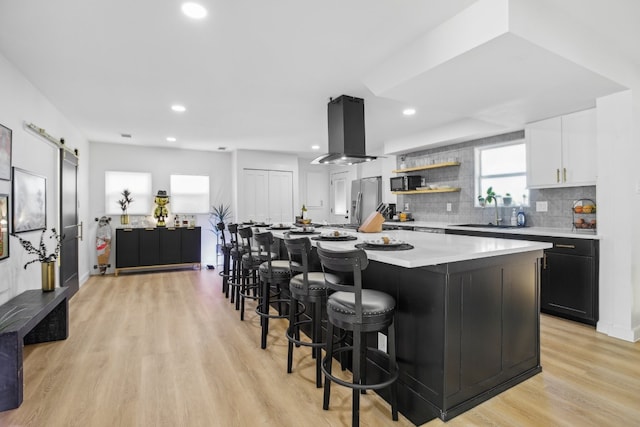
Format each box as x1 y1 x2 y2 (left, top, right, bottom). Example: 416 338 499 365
254 231 294 349
227 224 244 306
216 222 232 297
236 226 263 321
316 243 399 427
283 236 336 387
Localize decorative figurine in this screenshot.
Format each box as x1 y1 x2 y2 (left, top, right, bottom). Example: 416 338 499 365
153 190 170 227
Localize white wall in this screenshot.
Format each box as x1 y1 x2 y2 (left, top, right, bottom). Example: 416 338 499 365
88 142 233 270
0 53 90 304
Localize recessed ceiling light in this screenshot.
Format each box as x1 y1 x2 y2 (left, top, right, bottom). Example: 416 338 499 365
166 137 177 142
171 104 186 112
403 108 416 116
311 145 320 150
181 2 208 19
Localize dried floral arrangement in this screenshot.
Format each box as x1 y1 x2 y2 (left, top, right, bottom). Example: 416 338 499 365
12 228 63 269
117 189 134 213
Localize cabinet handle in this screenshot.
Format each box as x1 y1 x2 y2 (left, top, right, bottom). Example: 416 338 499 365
124 228 133 232
555 244 576 249
556 169 560 183
563 168 567 182
76 221 83 241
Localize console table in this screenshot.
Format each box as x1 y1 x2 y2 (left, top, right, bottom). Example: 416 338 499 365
0 288 69 411
115 227 201 275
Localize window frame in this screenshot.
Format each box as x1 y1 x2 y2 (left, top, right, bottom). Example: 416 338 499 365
474 140 529 207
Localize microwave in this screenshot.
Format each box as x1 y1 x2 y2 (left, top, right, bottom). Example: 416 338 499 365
390 175 422 191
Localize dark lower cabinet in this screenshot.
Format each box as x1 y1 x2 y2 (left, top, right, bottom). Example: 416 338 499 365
159 228 182 264
115 228 139 268
115 227 201 275
180 227 202 263
541 240 597 325
445 228 599 325
139 228 160 266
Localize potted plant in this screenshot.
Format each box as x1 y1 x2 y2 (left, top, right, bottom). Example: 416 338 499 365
477 195 486 207
117 189 133 225
503 193 512 206
209 203 232 258
483 187 501 225
12 228 63 291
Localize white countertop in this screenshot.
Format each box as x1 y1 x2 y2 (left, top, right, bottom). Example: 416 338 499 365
387 221 599 240
264 227 551 269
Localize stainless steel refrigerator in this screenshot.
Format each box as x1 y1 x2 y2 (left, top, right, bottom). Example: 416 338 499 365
350 176 382 225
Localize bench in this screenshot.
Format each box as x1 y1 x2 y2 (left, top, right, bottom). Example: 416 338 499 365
0 288 69 411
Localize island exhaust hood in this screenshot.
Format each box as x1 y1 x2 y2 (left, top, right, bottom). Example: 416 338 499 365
311 95 377 165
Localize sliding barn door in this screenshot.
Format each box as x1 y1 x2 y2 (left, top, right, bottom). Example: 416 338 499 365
60 149 80 297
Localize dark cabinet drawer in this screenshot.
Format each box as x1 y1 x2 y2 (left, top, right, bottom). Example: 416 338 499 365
546 238 595 256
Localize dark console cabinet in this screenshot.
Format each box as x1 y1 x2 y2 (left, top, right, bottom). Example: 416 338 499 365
115 228 139 268
445 228 598 326
116 227 201 275
180 227 202 263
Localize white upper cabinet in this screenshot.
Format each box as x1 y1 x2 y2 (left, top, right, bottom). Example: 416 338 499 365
526 108 596 188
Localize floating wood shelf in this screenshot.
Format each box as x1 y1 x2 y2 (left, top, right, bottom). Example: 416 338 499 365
392 161 460 173
392 188 461 195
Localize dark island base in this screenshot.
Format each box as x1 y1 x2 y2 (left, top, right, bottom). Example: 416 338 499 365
361 251 543 425
274 239 543 425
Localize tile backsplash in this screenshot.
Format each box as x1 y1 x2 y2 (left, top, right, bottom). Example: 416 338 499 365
396 131 596 228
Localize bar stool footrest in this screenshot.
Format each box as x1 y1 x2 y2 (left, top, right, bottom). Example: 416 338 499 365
322 346 399 391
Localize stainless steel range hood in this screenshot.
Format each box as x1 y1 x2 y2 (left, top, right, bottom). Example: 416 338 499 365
311 95 377 165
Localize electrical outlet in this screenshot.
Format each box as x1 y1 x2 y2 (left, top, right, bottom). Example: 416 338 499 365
446 203 452 212
404 203 409 211
536 201 548 212
377 332 387 353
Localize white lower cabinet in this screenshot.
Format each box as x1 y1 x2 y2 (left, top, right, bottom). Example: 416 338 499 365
526 108 596 188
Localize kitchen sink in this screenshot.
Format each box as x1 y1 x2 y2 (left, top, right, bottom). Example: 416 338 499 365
454 223 526 229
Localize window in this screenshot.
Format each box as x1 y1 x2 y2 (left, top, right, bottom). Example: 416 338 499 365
170 174 210 213
105 171 152 215
475 141 529 206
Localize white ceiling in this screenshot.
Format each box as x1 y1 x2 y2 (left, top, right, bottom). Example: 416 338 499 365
0 0 637 158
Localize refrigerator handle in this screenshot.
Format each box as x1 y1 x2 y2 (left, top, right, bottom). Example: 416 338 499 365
356 191 363 224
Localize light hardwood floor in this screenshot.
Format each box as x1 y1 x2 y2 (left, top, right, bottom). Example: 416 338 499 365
1 270 639 427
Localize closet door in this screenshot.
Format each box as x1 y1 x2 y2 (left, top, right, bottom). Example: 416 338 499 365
268 170 293 223
242 169 293 224
243 169 269 223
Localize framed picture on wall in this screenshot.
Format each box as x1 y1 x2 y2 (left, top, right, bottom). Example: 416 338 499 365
0 194 8 260
12 167 46 233
0 123 11 181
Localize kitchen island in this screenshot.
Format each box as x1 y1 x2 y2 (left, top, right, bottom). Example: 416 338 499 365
266 228 551 424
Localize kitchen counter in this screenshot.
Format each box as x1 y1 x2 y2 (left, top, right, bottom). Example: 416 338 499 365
261 225 548 423
267 228 551 268
327 220 599 239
